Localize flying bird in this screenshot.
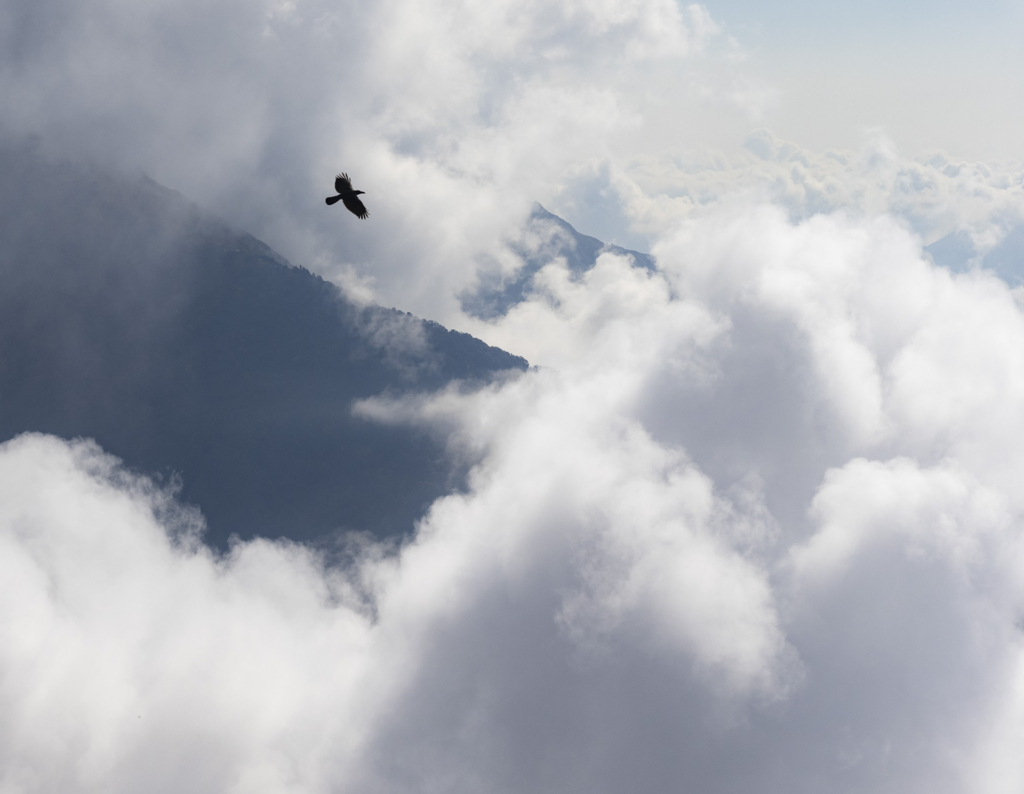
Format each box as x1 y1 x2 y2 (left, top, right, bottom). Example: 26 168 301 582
326 173 368 219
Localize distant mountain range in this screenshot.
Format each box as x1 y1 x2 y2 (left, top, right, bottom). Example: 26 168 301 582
0 143 530 547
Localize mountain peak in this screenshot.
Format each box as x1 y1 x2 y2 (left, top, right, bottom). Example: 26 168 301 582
461 202 655 320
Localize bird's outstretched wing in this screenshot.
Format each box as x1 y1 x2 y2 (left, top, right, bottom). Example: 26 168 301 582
343 195 369 219
335 173 352 194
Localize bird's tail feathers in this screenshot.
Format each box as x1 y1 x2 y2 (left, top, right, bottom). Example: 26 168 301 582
325 195 343 205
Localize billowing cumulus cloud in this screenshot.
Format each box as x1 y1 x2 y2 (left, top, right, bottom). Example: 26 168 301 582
351 201 1024 791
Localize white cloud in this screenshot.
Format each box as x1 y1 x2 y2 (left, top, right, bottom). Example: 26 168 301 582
0 435 379 793
438 198 1024 790
0 419 789 792
620 129 1024 249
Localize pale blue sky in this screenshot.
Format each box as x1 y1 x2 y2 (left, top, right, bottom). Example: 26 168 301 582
708 0 1020 46
697 0 1024 159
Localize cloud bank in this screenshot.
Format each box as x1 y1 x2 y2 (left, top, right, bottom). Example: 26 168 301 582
620 129 1024 252
6 199 1024 792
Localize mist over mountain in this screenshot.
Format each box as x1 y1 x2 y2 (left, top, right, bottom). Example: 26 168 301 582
462 204 655 320
0 142 527 547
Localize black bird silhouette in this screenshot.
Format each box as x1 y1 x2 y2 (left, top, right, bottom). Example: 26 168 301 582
326 173 368 219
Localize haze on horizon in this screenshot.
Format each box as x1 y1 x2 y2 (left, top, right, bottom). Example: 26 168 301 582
2 1 1024 793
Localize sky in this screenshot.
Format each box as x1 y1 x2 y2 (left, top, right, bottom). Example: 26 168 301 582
704 0 1024 160
3 1 1024 793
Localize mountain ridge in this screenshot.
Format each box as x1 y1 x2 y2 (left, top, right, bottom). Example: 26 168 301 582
0 142 526 547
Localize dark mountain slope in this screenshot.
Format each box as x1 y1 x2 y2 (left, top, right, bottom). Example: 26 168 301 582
0 142 526 547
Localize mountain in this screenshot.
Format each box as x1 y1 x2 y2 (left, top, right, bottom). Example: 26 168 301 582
0 141 526 548
461 203 655 319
